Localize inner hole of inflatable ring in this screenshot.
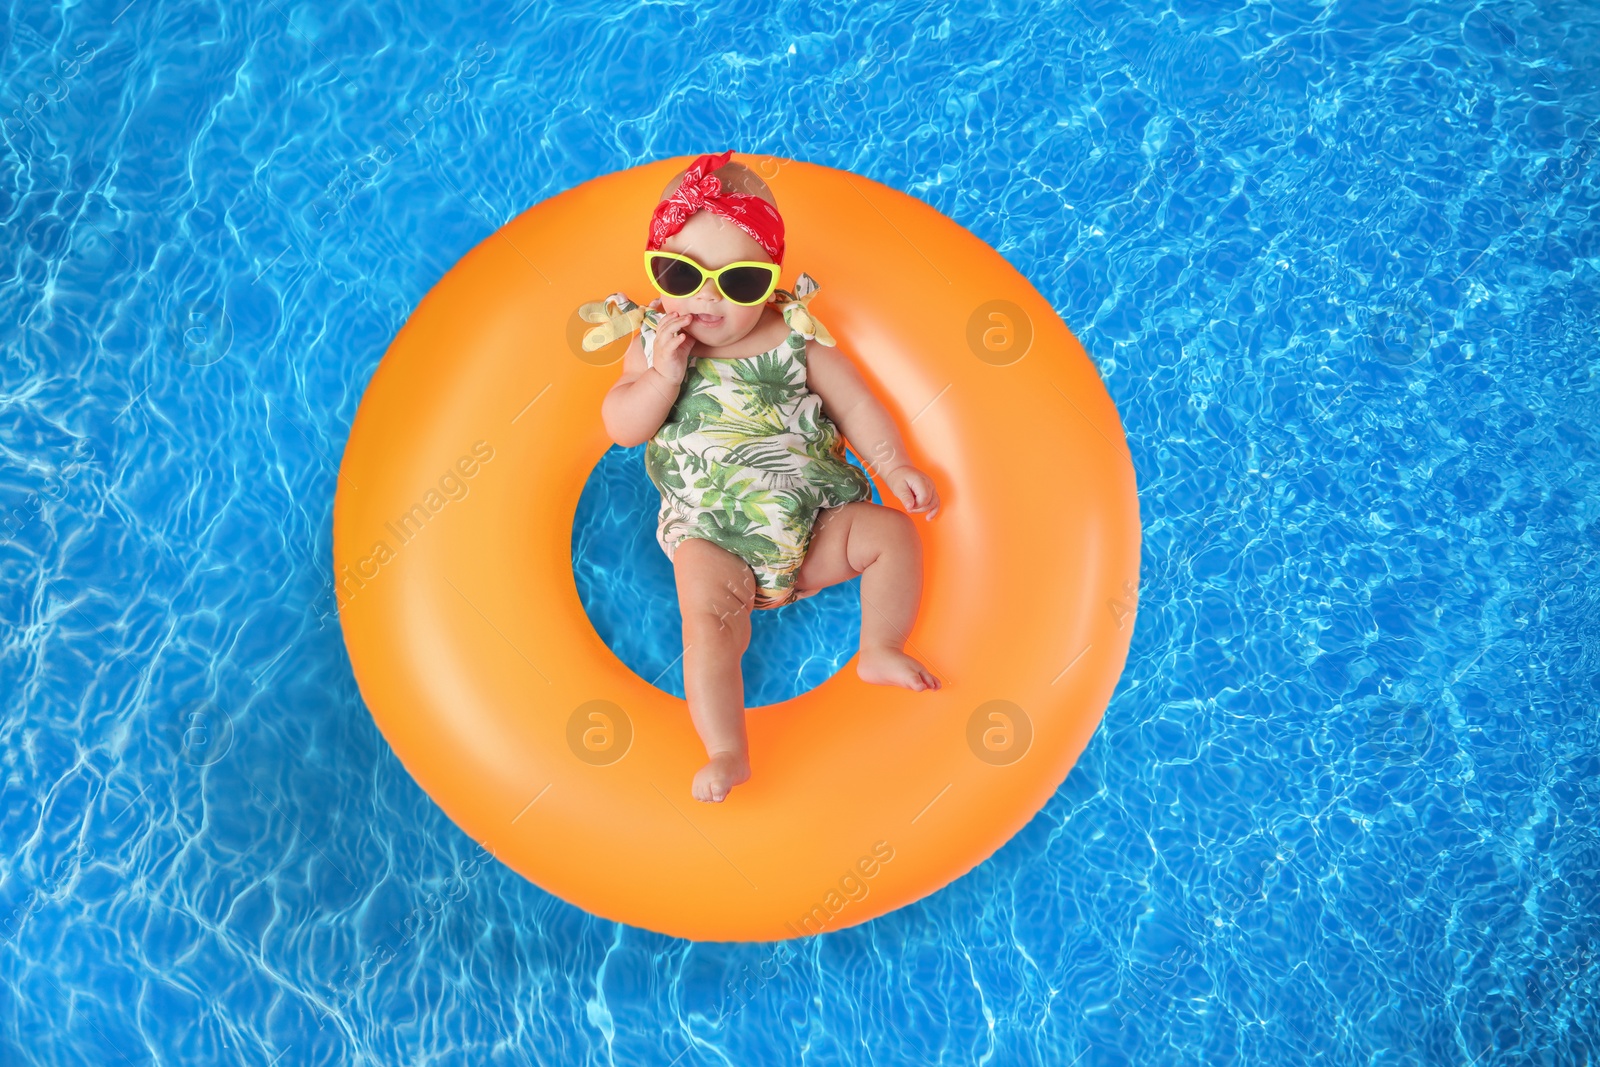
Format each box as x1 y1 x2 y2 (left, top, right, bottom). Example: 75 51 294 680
571 444 880 706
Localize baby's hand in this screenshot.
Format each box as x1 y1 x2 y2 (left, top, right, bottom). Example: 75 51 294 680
885 465 940 520
652 310 694 383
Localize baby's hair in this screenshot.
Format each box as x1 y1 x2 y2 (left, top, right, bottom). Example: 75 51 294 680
659 159 779 211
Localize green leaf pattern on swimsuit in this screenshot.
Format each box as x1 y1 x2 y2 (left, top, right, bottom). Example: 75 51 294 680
618 281 872 604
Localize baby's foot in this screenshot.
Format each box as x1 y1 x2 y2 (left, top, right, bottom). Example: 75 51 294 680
692 750 751 803
857 646 941 691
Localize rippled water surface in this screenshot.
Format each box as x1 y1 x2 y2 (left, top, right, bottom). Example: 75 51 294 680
3 1 1598 1064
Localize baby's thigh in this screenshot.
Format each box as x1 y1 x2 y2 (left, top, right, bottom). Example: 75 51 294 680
672 537 758 624
793 501 913 593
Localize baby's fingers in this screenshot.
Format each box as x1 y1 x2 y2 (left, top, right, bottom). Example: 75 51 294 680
891 479 922 513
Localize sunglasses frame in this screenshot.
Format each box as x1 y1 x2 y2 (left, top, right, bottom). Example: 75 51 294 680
642 250 782 307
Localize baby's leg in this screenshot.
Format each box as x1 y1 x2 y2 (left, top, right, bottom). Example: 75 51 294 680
793 501 940 692
673 537 757 802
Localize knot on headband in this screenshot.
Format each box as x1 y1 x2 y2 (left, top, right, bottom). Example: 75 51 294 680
646 151 786 264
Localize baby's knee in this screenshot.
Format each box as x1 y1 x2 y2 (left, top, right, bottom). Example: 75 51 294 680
681 573 757 637
864 502 917 546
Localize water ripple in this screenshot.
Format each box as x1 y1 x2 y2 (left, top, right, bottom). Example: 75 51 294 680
1 0 1596 1064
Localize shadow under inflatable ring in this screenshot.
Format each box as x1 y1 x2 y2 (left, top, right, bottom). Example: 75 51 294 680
333 155 1142 942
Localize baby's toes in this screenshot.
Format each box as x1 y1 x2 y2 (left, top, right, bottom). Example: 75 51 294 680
692 759 741 803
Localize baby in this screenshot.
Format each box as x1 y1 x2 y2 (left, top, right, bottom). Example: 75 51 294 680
599 151 941 803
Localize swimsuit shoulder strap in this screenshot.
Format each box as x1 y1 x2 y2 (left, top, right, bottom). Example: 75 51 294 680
638 300 661 368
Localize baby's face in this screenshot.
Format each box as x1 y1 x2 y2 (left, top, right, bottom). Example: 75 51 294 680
657 211 775 347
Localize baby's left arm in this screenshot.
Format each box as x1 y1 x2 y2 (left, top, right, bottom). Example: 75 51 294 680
806 342 940 519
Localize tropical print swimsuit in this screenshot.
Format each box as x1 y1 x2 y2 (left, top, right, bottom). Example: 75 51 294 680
598 278 872 608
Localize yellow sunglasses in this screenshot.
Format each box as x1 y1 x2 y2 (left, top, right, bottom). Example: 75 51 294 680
643 250 781 306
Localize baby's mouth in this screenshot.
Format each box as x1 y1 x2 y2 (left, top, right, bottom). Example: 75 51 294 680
692 313 723 327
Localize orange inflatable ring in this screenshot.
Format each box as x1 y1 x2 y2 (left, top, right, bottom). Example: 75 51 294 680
333 155 1141 942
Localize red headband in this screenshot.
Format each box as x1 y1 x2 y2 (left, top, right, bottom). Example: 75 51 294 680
645 151 785 264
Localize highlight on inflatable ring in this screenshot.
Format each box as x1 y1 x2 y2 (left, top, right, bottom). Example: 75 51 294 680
332 155 1141 942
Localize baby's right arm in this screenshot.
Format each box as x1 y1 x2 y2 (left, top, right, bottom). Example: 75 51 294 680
600 310 694 447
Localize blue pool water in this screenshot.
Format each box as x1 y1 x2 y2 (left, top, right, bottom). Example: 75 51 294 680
574 445 882 707
2 1 1597 1064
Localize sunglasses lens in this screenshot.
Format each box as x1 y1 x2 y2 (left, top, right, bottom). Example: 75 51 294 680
650 255 704 297
718 265 777 304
